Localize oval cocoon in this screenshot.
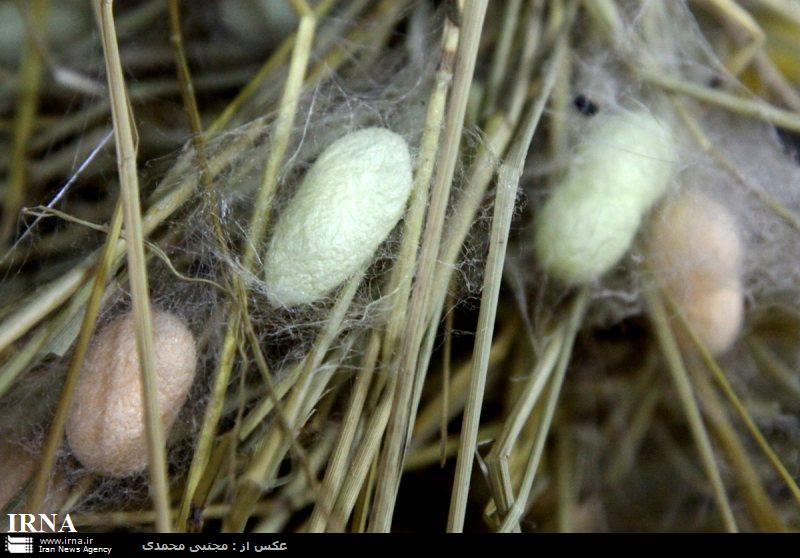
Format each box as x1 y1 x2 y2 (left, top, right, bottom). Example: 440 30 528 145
0 444 35 510
646 190 744 355
66 309 197 477
0 445 67 514
264 127 413 307
534 110 677 284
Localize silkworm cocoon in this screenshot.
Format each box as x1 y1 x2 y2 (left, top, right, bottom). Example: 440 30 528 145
646 190 744 355
0 447 67 514
0 0 90 66
534 110 677 284
0 445 35 510
219 0 297 47
264 127 413 307
66 309 197 477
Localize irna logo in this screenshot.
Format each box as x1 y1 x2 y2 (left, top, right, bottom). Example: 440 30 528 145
6 514 76 533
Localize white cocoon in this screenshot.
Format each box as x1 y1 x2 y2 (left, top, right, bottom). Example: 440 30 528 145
535 110 678 284
264 127 413 307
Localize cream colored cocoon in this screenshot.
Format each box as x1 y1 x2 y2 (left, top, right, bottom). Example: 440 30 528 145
647 190 744 355
0 446 68 514
535 110 678 284
264 127 414 307
0 444 35 510
66 309 197 477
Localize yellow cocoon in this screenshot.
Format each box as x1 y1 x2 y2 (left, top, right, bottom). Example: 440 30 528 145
535 110 677 284
264 127 413 307
646 190 744 355
66 309 197 477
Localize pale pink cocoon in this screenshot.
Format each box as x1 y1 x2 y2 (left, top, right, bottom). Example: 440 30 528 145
0 446 67 514
0 444 35 510
647 190 744 355
66 309 197 477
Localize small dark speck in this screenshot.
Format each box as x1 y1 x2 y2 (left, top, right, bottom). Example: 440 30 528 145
776 126 800 165
188 504 204 532
708 75 723 88
573 94 599 116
